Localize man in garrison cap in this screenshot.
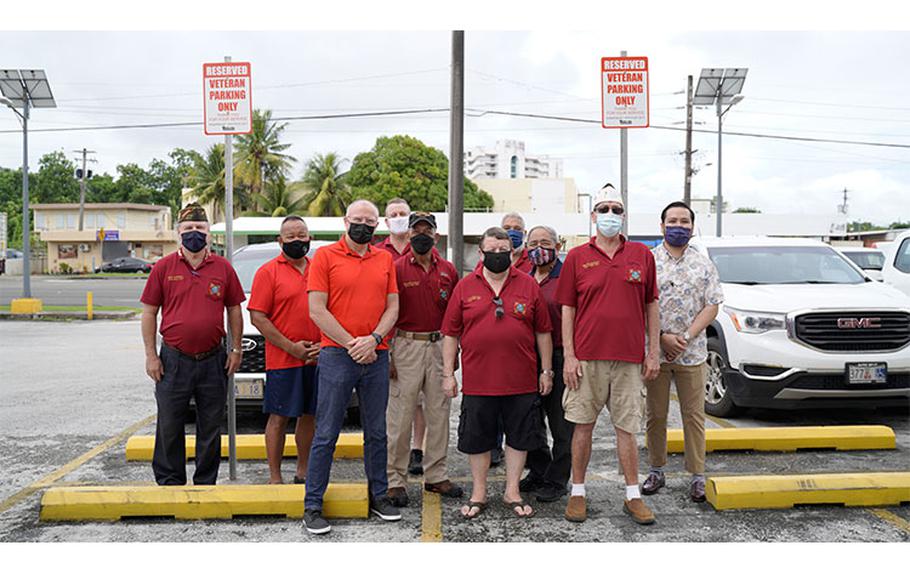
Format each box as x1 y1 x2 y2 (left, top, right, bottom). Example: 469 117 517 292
139 201 246 485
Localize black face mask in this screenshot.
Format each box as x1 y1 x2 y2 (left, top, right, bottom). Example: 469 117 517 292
348 222 376 244
482 250 512 274
282 239 310 259
181 230 207 253
410 233 435 255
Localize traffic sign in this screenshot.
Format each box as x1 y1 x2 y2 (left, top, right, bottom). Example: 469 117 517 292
203 62 252 135
601 56 649 129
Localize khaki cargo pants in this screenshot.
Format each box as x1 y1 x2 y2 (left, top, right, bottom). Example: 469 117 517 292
645 362 707 474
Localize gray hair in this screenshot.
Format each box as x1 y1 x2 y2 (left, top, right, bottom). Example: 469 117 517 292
527 225 558 242
346 199 380 218
500 212 525 230
480 226 512 249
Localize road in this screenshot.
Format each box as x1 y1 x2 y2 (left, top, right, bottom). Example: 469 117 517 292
0 319 908 542
0 275 146 308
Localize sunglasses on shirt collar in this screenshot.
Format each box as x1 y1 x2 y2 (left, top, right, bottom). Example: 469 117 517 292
594 205 625 215
493 296 504 320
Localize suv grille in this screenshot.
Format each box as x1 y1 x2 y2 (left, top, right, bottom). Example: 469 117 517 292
238 335 266 373
794 311 910 352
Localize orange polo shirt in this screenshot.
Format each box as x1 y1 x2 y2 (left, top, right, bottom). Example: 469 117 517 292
307 236 398 350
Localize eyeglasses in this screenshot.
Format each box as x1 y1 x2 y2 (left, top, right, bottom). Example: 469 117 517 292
348 216 379 227
595 205 624 215
492 296 504 320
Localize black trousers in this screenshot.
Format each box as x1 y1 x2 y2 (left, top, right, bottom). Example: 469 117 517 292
527 348 574 488
153 344 227 486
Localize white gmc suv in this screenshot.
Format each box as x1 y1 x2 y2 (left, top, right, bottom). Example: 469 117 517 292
691 237 910 417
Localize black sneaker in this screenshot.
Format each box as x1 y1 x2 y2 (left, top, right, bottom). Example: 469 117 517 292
369 495 402 521
303 509 331 535
489 447 504 468
408 449 424 475
536 482 568 503
519 474 545 493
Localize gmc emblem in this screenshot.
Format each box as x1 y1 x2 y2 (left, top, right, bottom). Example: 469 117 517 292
836 317 882 329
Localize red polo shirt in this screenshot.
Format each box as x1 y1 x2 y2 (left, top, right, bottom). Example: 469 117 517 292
307 236 398 350
442 266 552 396
555 236 658 363
530 259 564 349
247 255 322 370
378 236 410 262
140 249 246 355
395 250 458 332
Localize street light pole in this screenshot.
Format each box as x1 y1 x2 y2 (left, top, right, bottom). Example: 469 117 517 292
22 101 30 297
716 92 722 237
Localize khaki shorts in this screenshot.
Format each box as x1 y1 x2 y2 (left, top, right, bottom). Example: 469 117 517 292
563 360 644 433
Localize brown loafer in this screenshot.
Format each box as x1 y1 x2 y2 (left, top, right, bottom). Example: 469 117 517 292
424 479 464 498
623 498 655 525
387 486 409 508
564 495 587 522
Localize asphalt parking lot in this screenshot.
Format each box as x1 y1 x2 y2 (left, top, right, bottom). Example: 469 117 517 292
0 319 908 542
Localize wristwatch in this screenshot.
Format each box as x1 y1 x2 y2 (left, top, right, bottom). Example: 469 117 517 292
371 332 383 345
541 369 555 377
229 347 242 354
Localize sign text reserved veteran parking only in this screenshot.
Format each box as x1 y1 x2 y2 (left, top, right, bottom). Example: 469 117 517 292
601 56 649 128
203 62 252 135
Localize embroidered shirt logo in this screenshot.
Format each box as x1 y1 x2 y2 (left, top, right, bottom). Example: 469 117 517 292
403 280 420 288
626 268 642 283
582 260 601 269
466 295 482 303
440 289 449 300
167 275 184 282
208 280 224 299
513 302 526 315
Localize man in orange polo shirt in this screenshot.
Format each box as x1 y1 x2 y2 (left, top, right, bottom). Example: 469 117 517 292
556 184 661 525
303 199 401 535
248 216 322 485
442 226 553 520
140 203 245 486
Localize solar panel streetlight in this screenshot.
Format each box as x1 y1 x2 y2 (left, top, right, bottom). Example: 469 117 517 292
0 70 56 306
695 67 747 237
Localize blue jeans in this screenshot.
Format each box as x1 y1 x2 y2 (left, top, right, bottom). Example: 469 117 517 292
305 347 390 511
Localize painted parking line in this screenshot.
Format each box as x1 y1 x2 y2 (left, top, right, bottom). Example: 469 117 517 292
0 414 156 516
420 490 442 542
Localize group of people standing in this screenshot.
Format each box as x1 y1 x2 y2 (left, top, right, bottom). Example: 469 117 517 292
139 181 723 535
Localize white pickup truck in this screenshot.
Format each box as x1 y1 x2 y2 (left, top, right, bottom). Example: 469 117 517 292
691 237 910 417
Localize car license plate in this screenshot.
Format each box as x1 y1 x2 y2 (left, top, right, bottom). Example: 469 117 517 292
846 363 887 385
235 378 264 399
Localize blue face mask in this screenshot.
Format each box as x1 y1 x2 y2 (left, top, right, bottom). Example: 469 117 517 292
506 229 524 249
181 230 207 253
596 213 623 237
664 226 692 247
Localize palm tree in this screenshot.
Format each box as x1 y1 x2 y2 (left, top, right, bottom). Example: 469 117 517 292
187 143 249 223
300 152 351 217
249 177 307 217
235 109 296 207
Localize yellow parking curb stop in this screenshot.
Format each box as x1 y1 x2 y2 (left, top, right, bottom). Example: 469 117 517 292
125 432 364 461
706 472 910 511
40 483 368 521
661 425 895 453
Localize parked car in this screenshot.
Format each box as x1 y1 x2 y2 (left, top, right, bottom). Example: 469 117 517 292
6 248 23 259
95 256 154 273
838 247 885 281
882 230 910 298
691 237 910 416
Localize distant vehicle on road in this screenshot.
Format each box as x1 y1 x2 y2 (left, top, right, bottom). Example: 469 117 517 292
95 256 154 274
6 248 23 259
839 247 886 281
691 237 910 417
882 230 910 297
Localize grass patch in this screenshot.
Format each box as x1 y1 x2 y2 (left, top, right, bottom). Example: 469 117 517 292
0 304 142 313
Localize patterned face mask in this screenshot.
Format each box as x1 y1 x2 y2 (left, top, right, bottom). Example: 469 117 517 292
528 246 557 267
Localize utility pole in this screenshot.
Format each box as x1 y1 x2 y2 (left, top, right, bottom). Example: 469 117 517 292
838 187 849 215
448 30 465 274
619 49 629 235
74 148 97 231
683 75 694 205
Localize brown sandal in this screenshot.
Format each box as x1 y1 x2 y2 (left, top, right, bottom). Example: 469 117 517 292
460 501 487 520
505 499 535 518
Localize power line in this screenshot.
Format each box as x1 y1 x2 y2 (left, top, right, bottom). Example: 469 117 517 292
748 96 910 112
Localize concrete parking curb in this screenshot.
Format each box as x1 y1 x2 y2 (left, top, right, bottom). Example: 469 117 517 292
125 433 365 461
0 311 137 321
661 425 896 453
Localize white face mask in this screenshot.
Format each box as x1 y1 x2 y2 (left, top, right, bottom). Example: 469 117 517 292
388 216 410 235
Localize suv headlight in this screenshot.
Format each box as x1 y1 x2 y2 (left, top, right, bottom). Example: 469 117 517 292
723 306 786 334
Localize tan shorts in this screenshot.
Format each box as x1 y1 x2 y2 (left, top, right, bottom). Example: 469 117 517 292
563 360 644 433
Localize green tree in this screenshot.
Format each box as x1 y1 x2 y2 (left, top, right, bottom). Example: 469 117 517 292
346 135 493 212
248 177 307 217
187 143 250 223
848 221 886 232
33 151 79 204
235 109 296 208
890 221 910 230
298 152 352 217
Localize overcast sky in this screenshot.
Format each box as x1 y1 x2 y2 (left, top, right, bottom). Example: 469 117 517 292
1 28 908 225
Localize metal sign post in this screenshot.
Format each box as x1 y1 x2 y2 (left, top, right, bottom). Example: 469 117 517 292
203 56 252 481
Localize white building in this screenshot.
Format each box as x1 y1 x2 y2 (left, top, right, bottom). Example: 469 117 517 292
465 139 563 180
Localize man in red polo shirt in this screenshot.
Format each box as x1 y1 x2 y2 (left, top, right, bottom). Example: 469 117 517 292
442 226 553 520
386 212 463 507
140 203 245 486
303 199 401 535
248 215 322 485
556 184 661 525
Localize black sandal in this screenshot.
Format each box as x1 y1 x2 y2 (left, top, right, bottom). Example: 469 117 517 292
504 499 535 518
